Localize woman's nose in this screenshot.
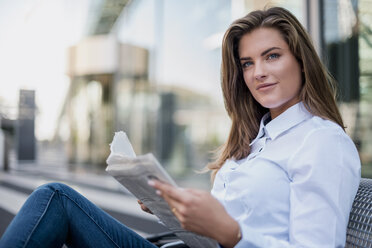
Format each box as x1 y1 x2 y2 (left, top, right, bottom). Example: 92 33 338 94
253 63 267 81
255 74 267 81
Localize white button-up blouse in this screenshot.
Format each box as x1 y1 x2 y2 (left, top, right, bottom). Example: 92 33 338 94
211 102 361 247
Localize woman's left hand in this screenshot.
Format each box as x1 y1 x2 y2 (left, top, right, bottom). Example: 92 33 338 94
148 180 241 248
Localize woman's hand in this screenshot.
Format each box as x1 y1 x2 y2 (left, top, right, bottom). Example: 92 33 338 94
148 180 241 248
137 200 153 215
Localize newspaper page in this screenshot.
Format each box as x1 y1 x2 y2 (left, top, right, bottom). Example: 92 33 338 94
105 131 218 248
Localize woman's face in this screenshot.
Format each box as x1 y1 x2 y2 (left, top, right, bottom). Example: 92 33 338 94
238 27 302 119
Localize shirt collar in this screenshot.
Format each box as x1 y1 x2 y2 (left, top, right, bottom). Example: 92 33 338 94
249 113 270 146
250 102 313 146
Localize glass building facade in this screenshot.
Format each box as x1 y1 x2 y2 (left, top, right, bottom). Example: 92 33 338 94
57 0 372 185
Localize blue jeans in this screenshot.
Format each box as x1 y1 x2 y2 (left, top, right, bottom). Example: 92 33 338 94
0 182 158 248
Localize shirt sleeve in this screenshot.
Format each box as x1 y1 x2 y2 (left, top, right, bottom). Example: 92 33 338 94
234 127 361 248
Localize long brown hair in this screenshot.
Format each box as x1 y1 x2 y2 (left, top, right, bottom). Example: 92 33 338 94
208 7 344 180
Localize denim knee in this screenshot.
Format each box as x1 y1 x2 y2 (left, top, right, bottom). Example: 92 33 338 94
35 182 72 194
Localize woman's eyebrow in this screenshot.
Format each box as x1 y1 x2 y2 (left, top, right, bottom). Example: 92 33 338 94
240 47 282 61
261 47 281 56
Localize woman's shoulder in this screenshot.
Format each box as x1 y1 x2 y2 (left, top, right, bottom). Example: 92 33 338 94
298 115 346 139
307 115 343 130
295 115 358 157
285 114 360 174
283 114 358 162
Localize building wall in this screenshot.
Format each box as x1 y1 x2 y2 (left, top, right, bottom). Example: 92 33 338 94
60 0 372 179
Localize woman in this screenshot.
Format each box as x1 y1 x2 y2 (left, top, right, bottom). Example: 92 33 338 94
0 7 360 248
149 6 360 247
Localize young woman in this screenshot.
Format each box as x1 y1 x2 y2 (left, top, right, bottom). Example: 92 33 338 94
149 6 361 247
0 7 360 248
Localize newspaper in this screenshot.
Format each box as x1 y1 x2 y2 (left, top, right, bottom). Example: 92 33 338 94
105 131 218 248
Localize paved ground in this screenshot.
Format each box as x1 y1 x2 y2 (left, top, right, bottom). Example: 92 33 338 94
0 164 170 239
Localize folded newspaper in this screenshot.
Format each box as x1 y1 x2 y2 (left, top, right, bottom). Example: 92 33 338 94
105 131 218 248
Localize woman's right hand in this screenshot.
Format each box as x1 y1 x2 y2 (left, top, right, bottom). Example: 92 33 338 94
137 200 153 214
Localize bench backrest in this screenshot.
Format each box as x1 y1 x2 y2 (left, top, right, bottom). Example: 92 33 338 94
346 178 372 247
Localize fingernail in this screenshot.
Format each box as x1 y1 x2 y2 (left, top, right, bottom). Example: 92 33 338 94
156 190 162 195
148 180 155 186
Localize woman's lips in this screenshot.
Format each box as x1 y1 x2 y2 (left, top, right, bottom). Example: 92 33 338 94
256 82 278 91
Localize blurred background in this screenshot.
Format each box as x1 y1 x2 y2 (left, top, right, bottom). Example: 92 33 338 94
0 0 371 238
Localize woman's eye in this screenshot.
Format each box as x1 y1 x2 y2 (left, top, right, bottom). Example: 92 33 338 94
242 61 253 68
267 53 280 60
